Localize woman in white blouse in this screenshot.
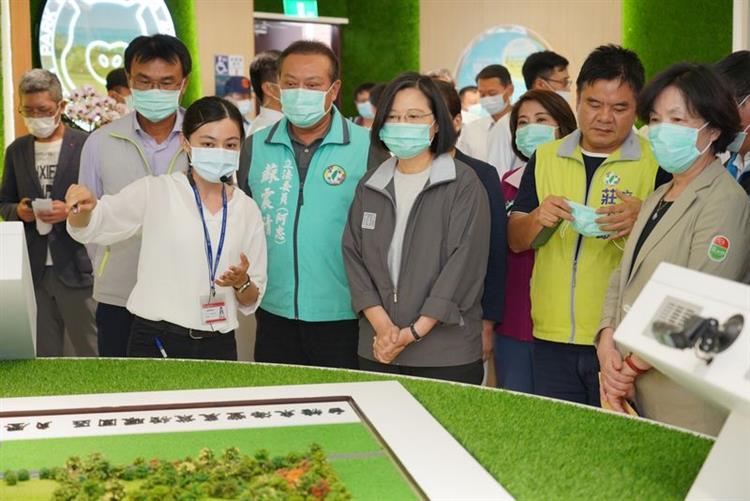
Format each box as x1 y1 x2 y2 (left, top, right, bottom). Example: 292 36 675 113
66 96 267 360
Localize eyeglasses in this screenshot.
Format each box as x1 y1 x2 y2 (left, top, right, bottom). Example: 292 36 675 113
385 110 433 123
19 105 59 118
543 77 572 90
131 78 184 91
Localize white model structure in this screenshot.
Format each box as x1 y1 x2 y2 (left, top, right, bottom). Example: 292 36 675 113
0 222 37 359
0 381 512 500
614 263 750 500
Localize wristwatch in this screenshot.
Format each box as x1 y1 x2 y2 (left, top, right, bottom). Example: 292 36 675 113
234 275 252 294
409 324 422 343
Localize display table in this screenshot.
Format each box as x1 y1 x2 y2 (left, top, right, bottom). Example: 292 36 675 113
0 359 712 499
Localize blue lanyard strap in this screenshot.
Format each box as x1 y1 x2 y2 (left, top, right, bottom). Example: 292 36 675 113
727 152 739 180
190 176 227 297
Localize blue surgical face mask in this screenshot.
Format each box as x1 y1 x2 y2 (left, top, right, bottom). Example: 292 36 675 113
515 123 557 158
480 94 508 115
356 101 375 120
648 122 711 174
131 85 182 123
189 147 239 184
235 98 253 116
280 86 333 127
567 200 609 238
728 95 750 153
467 103 488 117
379 123 434 159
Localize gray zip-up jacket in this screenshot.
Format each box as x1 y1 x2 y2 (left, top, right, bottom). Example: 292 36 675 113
343 153 490 367
78 112 188 306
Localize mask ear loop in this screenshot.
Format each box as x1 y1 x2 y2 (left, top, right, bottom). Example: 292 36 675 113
559 220 569 238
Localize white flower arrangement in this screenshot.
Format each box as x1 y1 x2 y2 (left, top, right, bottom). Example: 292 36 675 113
64 85 129 132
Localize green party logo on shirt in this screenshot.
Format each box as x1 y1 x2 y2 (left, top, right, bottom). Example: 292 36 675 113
323 165 347 186
604 172 621 186
708 235 730 262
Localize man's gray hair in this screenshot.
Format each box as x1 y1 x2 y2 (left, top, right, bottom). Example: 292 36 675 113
19 69 63 102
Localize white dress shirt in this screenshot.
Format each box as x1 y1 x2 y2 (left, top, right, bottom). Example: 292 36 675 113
247 106 284 136
68 173 268 333
456 115 494 163
486 113 524 178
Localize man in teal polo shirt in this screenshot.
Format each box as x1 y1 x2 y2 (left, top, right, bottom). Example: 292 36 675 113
238 41 385 368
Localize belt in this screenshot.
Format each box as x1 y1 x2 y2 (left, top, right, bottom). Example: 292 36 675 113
134 317 229 340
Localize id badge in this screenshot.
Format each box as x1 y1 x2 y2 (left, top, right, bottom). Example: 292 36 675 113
200 294 227 325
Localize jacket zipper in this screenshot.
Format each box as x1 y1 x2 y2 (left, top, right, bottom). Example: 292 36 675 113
292 181 303 319
366 177 451 313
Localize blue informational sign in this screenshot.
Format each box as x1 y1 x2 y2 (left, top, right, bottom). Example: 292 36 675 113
455 25 551 102
39 0 176 97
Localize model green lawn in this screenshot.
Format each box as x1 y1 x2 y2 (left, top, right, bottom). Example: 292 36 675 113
1 359 714 499
0 423 418 500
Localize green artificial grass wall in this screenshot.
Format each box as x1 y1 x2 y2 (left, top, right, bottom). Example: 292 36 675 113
622 0 733 80
28 0 202 106
254 0 420 118
0 359 714 500
164 0 202 106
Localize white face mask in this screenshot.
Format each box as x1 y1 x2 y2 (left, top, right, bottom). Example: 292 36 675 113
480 94 508 115
235 99 253 116
24 115 59 139
555 90 573 103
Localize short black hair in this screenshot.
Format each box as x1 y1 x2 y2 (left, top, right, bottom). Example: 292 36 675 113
249 50 280 103
475 64 512 86
369 83 386 107
714 50 750 101
522 50 569 89
183 96 246 144
576 44 644 96
279 40 339 83
433 79 462 118
458 85 477 98
124 34 191 77
371 72 457 156
105 68 128 91
354 82 375 101
638 62 740 154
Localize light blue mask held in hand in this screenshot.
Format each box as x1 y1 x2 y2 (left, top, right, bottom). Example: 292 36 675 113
566 200 610 238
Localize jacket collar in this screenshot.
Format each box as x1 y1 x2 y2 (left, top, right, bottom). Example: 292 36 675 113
365 153 456 191
626 158 726 283
557 128 643 163
264 106 350 151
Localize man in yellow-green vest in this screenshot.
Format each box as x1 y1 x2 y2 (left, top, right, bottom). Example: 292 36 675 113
507 45 670 406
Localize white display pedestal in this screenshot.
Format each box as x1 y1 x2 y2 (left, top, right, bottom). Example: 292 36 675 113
0 222 37 359
614 263 750 500
687 411 750 500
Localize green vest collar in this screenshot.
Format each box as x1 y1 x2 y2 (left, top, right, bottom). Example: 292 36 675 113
264 106 351 151
557 129 643 164
366 153 456 191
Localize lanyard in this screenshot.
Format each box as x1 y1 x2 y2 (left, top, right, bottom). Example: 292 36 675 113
189 174 227 297
727 152 739 180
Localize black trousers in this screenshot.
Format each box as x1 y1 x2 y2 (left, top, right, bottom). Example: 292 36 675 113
96 303 134 357
254 308 359 369
127 317 237 361
533 338 600 407
358 357 484 385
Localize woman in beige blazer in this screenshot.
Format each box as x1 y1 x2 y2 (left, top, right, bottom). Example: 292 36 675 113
596 63 750 436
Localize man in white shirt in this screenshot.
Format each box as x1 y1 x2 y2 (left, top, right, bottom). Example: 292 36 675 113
247 50 284 136
715 50 750 195
458 65 521 176
459 85 482 125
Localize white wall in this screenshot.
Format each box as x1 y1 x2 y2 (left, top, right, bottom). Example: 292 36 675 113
420 0 622 86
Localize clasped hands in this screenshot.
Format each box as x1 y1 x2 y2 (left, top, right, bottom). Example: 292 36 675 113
372 323 415 364
598 327 650 412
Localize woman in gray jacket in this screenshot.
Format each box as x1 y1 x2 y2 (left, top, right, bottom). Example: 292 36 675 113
343 73 490 384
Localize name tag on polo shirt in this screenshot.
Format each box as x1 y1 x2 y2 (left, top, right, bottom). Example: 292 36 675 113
200 294 227 325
